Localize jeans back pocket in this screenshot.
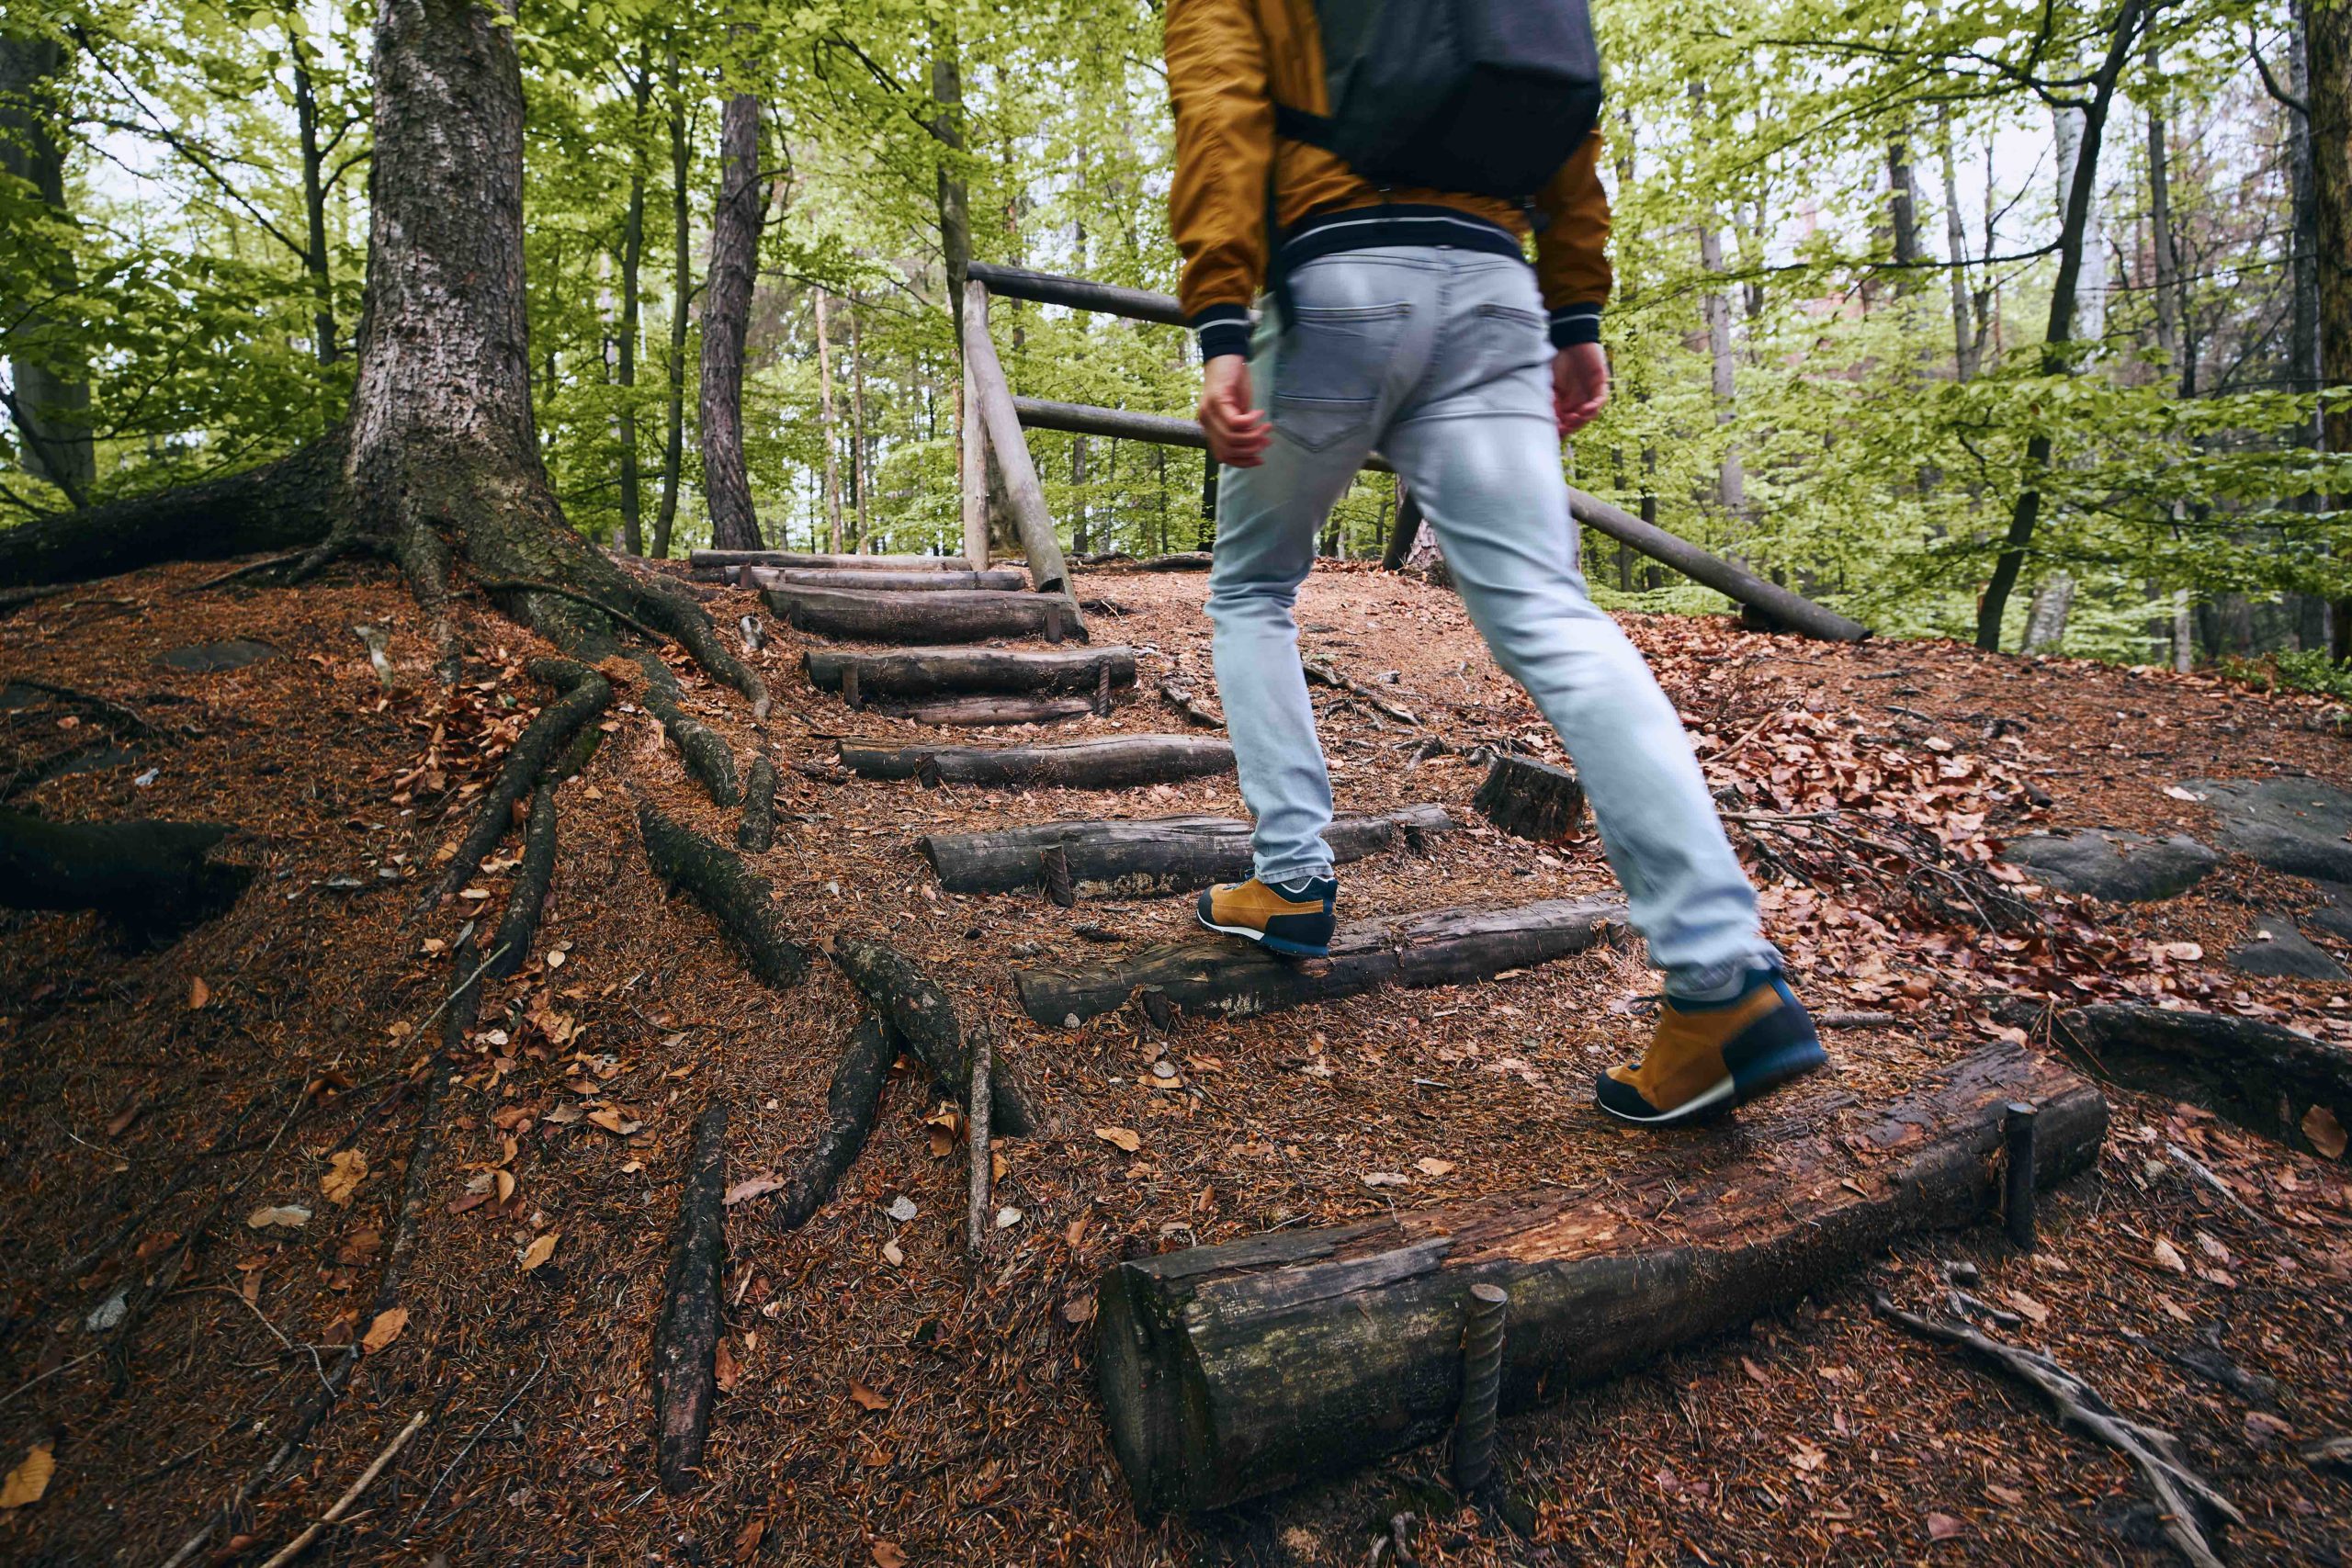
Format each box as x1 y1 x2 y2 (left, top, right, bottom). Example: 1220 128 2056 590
1272 300 1412 453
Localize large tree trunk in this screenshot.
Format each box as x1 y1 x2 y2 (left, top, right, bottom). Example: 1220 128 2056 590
698 83 768 553
0 0 764 716
1973 0 2146 651
0 28 94 501
932 38 971 349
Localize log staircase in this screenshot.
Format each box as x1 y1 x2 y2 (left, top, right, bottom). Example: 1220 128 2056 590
684 537 2109 1518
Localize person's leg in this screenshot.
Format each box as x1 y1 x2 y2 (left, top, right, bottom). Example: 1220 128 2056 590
1205 254 1433 889
1379 275 1774 996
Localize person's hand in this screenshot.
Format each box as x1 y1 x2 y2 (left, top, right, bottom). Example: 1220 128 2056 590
1199 354 1271 468
1553 342 1610 436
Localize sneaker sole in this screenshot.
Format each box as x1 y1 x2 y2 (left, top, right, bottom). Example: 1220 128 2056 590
1598 1038 1829 1126
1195 910 1330 959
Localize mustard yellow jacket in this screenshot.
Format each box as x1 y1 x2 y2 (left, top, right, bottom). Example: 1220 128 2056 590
1167 0 1612 358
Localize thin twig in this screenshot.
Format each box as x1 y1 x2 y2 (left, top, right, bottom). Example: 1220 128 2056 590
0 1350 99 1411
254 1409 428 1568
409 1352 548 1530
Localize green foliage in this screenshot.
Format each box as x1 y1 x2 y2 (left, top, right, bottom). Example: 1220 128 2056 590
3 0 2343 678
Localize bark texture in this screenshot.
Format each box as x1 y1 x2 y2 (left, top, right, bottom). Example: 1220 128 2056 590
919 806 1453 898
764 584 1082 644
1017 896 1624 1027
652 1100 729 1493
772 1011 895 1232
1473 755 1589 841
0 28 93 498
831 936 1040 1137
0 810 253 944
837 734 1233 789
750 567 1029 593
698 89 767 553
1097 1043 2107 1515
2041 1002 2352 1156
638 800 808 987
805 646 1133 701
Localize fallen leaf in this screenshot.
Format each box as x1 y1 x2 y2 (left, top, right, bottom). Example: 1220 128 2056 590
1060 1294 1096 1325
725 1174 785 1207
995 1206 1023 1229
0 1442 54 1509
1926 1511 1965 1541
587 1107 639 1135
1415 1157 1457 1177
886 1195 918 1223
1740 1357 1771 1386
493 1169 517 1206
1363 1171 1410 1188
2004 1291 2050 1325
518 1232 559 1271
1094 1126 1142 1154
2245 1411 2295 1448
1984 1483 2024 1506
447 1191 489 1215
105 1099 142 1137
1790 1439 1827 1472
848 1381 889 1412
2303 1105 2347 1160
871 1543 908 1568
542 1102 584 1125
2164 785 2207 802
879 1238 904 1266
2151 1237 2189 1274
246 1203 311 1230
545 948 566 969
361 1306 407 1352
733 1517 765 1563
187 976 209 1010
321 1150 369 1206
714 1338 740 1393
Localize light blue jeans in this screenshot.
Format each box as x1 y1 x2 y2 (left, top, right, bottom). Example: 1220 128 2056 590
1207 245 1777 996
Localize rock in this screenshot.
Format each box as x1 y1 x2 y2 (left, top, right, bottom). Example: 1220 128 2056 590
2185 777 2352 884
2001 829 2220 902
154 639 277 672
2302 885 2352 946
2226 916 2348 981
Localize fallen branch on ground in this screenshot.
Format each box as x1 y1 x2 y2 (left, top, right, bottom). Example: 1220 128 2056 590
1723 807 2037 931
1871 1292 2241 1568
254 1409 428 1568
1304 656 1417 726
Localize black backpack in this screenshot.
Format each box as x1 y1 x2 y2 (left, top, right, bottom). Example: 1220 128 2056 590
1275 0 1605 203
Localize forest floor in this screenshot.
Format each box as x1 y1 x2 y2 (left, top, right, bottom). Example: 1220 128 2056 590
4 555 2351 1566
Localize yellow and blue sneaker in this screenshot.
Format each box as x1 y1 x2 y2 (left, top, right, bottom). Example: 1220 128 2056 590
1195 874 1338 958
1596 969 1826 1125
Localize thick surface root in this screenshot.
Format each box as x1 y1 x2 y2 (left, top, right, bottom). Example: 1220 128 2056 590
831 935 1042 1138
0 809 254 946
653 1101 729 1494
633 652 742 807
423 657 609 912
636 799 808 987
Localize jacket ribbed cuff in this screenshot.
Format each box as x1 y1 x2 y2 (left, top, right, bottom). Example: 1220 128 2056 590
1549 302 1603 348
1191 304 1251 362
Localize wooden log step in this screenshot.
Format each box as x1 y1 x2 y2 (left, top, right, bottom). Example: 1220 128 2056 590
743 566 1030 592
1095 1042 2109 1515
1474 752 1588 840
1014 895 1623 1027
764 585 1084 645
690 548 974 570
807 645 1136 700
875 694 1101 727
920 805 1454 898
837 734 1233 790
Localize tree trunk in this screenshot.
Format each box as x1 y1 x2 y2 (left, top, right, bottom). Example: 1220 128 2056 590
0 28 94 500
2311 0 2352 561
815 290 842 553
614 57 651 556
2290 0 2324 452
2020 573 2075 654
1938 109 1978 380
849 296 869 549
1698 220 1746 514
699 79 768 553
1 0 768 722
286 12 339 366
1887 134 1920 283
652 49 693 559
1973 0 2147 651
932 39 971 347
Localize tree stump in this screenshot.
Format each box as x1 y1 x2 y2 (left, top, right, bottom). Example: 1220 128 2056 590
1473 753 1588 840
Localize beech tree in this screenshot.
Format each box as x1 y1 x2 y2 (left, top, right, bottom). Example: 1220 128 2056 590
0 0 762 709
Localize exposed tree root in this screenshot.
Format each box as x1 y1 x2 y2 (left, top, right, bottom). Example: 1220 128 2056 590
0 810 253 946
652 1100 729 1493
485 787 559 980
474 576 670 643
635 799 808 987
2 676 160 738
1871 1292 2242 1568
419 657 609 914
632 651 741 807
736 754 777 852
831 935 1042 1138
770 1012 894 1233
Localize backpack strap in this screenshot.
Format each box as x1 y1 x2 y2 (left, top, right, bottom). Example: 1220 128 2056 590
1272 102 1337 151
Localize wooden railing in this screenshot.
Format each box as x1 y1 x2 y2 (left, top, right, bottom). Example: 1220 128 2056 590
958 260 1870 643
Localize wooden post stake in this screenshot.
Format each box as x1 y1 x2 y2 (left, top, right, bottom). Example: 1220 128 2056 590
967 1026 993 1258
2003 1101 2038 1252
960 299 989 568
1453 1283 1509 1496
